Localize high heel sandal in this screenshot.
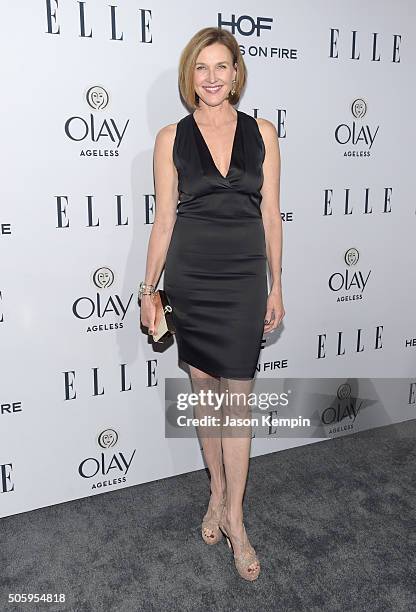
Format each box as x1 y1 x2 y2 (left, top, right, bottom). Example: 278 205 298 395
218 505 261 581
201 494 227 545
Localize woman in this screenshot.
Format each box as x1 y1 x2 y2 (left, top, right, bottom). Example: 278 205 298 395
140 26 284 581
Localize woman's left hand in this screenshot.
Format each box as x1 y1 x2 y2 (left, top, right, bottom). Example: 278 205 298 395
263 292 285 333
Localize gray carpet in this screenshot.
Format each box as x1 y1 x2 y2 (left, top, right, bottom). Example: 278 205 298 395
2 419 416 612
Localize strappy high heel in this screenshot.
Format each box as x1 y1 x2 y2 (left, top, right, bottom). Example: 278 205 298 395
218 505 260 581
201 494 226 545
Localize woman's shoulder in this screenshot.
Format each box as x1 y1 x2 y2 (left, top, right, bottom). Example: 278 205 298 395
155 121 176 143
238 110 277 139
155 113 191 144
254 116 278 138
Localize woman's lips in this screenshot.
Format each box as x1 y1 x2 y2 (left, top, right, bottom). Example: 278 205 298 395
202 85 223 94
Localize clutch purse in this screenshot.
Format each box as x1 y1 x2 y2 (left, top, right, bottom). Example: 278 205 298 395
151 289 176 343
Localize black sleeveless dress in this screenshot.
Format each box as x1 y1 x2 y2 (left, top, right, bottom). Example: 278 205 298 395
163 109 268 379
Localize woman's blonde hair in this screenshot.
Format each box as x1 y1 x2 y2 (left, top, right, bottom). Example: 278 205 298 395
178 27 247 110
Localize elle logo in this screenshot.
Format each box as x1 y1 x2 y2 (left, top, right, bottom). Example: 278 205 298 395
45 2 152 43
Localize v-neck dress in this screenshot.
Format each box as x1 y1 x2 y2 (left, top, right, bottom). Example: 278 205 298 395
163 109 268 379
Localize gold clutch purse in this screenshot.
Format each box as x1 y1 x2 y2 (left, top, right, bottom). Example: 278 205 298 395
151 290 176 343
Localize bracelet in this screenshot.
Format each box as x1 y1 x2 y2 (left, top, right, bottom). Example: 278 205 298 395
138 281 155 302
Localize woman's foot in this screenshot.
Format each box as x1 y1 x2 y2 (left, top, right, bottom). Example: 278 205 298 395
219 507 260 581
201 492 227 544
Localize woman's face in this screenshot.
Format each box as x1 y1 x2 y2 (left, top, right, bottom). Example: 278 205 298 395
193 42 237 107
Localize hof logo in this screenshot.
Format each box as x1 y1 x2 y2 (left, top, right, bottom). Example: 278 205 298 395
78 429 136 489
334 98 379 156
218 13 298 60
218 13 273 37
64 85 130 157
328 248 371 302
72 267 133 333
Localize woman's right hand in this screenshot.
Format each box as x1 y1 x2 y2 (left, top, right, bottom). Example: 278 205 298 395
140 294 157 336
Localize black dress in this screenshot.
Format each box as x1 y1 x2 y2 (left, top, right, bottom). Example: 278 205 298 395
164 109 268 379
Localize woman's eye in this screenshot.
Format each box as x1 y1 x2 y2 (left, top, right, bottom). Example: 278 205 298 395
196 65 226 70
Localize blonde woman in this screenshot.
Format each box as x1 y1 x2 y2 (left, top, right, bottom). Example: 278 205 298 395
140 27 284 581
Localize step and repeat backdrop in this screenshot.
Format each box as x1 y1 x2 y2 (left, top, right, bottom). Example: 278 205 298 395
1 1 415 517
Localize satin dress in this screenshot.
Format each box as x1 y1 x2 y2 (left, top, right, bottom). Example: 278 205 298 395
164 109 268 379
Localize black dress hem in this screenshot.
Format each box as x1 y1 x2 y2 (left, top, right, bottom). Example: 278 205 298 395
178 355 257 381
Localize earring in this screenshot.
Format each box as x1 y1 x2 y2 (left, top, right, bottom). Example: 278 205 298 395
230 79 236 96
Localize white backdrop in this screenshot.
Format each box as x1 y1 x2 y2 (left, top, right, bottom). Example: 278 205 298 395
1 1 415 518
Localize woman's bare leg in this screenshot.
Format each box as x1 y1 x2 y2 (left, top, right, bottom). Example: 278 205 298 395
220 375 259 572
188 364 226 528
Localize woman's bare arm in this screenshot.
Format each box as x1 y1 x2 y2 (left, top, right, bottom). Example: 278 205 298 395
142 123 179 289
257 118 282 297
